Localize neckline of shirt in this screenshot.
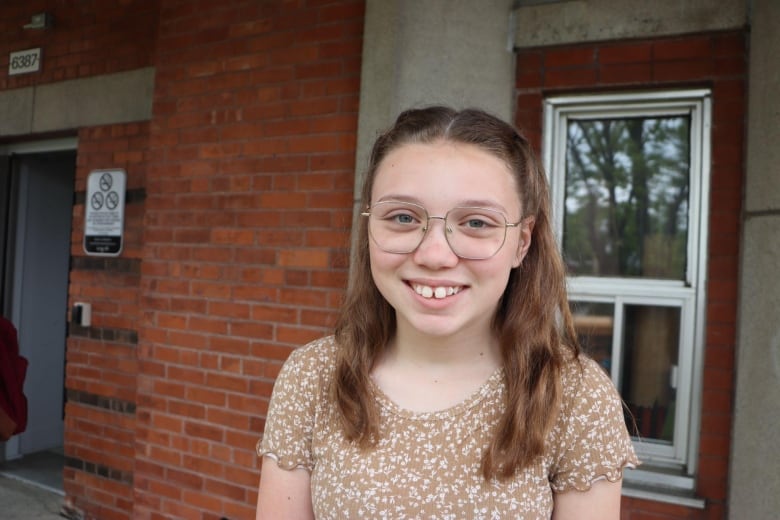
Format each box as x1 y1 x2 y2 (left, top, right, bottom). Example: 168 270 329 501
368 367 505 420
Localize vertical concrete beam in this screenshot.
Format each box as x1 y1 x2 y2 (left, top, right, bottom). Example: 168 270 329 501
729 0 780 517
354 0 516 198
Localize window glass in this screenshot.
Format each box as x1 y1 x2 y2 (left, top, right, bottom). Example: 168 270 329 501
571 301 614 373
621 304 680 444
564 117 690 280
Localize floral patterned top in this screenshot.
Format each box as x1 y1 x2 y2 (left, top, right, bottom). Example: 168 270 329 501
257 336 639 519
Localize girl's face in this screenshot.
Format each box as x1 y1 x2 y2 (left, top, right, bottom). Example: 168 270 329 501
368 141 532 342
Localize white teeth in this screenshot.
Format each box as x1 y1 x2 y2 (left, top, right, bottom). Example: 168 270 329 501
413 284 462 299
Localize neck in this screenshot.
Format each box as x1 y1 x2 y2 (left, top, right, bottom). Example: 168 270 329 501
386 321 502 373
370 321 503 412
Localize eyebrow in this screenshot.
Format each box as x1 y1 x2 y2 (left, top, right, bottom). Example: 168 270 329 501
374 194 512 214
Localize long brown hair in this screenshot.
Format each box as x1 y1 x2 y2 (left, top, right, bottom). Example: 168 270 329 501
332 106 580 480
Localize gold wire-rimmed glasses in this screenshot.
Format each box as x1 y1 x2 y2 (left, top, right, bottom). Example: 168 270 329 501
361 200 522 260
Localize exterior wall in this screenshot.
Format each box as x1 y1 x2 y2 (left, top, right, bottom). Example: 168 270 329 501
0 1 158 90
64 121 149 519
134 2 363 519
514 31 746 519
0 1 157 136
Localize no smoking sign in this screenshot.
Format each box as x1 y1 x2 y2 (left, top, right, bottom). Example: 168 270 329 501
84 169 126 256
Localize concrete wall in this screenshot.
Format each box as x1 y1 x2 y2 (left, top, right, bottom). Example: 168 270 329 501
0 68 154 137
512 0 747 47
729 0 780 518
355 0 516 197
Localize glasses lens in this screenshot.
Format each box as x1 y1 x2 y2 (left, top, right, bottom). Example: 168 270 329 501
368 201 427 253
445 207 508 259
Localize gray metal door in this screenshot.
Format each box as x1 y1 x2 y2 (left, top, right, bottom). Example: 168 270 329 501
4 151 75 457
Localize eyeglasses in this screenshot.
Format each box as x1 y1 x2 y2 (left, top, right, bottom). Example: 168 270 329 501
361 200 522 260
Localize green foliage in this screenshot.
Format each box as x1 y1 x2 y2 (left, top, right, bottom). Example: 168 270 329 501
563 116 690 279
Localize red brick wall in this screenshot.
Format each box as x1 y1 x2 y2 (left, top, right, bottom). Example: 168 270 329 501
514 31 746 519
134 1 363 519
64 122 150 520
0 0 158 90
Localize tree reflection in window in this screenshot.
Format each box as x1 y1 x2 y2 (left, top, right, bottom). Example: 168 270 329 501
564 117 690 280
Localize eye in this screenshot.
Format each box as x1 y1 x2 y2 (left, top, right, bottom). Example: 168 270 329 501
393 213 417 225
456 212 502 228
465 217 490 229
374 202 426 229
451 208 505 236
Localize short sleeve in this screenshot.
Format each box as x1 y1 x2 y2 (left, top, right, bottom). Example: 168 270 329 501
549 356 640 492
256 337 334 472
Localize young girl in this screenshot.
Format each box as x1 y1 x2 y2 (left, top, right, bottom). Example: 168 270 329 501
256 107 638 519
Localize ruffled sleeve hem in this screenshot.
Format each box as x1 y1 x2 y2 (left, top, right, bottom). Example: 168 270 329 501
256 439 313 472
551 458 640 493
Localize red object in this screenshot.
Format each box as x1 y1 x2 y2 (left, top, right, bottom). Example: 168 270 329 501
0 317 28 440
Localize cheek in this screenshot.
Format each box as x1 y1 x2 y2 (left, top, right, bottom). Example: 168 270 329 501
368 245 401 289
479 252 519 288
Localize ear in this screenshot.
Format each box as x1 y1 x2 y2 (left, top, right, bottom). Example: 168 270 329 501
512 217 535 268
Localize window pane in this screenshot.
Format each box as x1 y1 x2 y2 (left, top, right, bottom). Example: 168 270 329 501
571 301 614 373
621 304 680 444
564 117 690 279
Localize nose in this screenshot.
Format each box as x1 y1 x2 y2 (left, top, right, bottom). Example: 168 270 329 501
412 216 458 267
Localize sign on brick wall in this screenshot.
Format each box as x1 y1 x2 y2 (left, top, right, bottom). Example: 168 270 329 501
84 169 126 256
8 48 42 75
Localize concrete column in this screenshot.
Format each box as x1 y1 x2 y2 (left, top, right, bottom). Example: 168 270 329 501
729 0 780 517
354 0 516 198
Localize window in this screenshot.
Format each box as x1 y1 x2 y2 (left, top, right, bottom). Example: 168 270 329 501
543 90 711 490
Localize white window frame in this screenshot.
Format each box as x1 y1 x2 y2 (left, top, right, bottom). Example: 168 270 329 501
543 89 711 489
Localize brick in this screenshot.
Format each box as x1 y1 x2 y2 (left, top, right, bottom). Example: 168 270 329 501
275 326 325 345
182 489 225 514
599 42 653 64
184 421 224 443
545 46 596 68
257 191 308 209
161 499 202 520
543 66 598 88
230 321 274 341
186 387 226 407
250 304 297 322
600 62 653 85
653 59 713 82
278 249 330 268
203 370 249 394
654 36 713 61
206 407 249 430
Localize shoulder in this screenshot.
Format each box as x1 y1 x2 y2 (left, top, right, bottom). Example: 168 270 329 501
559 353 617 406
554 352 628 442
259 336 338 472
275 335 338 389
283 335 338 370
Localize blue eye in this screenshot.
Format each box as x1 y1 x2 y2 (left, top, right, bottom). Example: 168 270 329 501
395 213 415 224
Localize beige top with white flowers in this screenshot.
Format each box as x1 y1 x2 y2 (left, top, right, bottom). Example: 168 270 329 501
258 336 639 519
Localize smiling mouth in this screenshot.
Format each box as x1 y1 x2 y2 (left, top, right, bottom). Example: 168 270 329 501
411 283 463 299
